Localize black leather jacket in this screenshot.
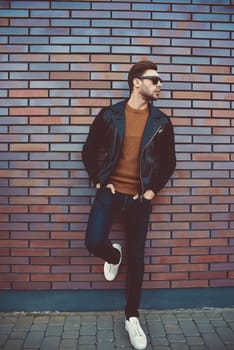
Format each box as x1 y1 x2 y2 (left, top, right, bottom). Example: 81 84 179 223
82 100 176 195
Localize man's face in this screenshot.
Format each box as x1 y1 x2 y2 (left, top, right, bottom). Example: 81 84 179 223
136 69 163 101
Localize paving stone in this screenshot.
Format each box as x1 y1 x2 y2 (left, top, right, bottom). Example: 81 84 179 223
167 333 186 343
40 336 60 350
204 310 223 320
49 315 65 325
153 346 171 350
161 313 178 323
0 316 17 326
2 338 24 350
196 322 216 333
14 315 34 330
80 324 96 336
164 322 182 334
202 332 226 349
0 326 14 335
9 330 27 339
211 319 229 328
46 325 63 336
78 345 96 350
175 313 193 321
97 329 114 341
185 336 205 345
222 311 234 322
31 323 47 331
62 330 79 339
78 335 96 345
145 312 161 322
147 320 165 337
97 314 113 329
215 327 234 345
59 338 78 350
0 333 9 347
191 312 209 322
33 315 50 324
23 330 45 348
97 340 115 350
228 321 234 330
81 315 97 325
150 336 169 346
64 315 81 331
179 320 200 336
170 343 189 350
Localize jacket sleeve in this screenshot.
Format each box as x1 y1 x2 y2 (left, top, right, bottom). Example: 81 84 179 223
150 118 176 194
82 109 106 186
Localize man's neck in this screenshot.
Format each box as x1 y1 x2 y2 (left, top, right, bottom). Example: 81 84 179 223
127 94 149 110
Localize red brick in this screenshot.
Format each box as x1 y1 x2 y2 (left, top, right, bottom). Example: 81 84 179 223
191 255 227 263
31 274 69 282
10 143 49 151
12 282 51 289
172 280 209 288
151 272 188 281
9 89 48 97
11 249 49 257
10 107 49 115
0 273 29 282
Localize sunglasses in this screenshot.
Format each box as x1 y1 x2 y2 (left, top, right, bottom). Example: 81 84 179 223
137 76 163 85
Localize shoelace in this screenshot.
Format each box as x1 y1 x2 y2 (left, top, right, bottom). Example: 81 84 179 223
130 318 144 337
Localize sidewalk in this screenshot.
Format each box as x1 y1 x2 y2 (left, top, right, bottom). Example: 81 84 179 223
1 308 234 350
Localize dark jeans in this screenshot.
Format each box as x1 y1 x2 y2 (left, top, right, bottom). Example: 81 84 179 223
85 187 151 318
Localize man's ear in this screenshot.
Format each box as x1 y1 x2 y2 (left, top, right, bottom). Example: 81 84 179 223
133 77 141 88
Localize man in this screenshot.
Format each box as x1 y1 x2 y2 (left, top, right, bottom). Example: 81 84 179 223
82 60 176 350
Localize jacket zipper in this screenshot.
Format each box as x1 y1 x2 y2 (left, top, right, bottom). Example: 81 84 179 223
139 126 163 199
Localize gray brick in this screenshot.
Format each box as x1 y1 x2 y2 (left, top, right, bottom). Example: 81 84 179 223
14 316 34 330
161 313 178 323
202 332 226 349
79 344 96 350
97 341 115 350
97 329 114 341
59 338 78 350
222 311 234 322
168 333 186 343
78 346 96 350
0 333 9 346
97 315 113 329
23 331 45 348
78 335 96 345
2 339 24 350
164 323 182 334
186 336 205 346
215 327 234 345
64 315 81 330
62 330 79 339
179 320 200 336
80 325 96 336
147 320 166 337
171 343 189 350
191 312 209 322
40 336 60 350
150 336 169 346
196 322 215 333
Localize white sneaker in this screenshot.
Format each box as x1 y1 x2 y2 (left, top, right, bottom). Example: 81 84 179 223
125 317 147 350
104 243 122 281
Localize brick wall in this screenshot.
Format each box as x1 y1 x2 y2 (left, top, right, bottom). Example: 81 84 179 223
0 0 234 291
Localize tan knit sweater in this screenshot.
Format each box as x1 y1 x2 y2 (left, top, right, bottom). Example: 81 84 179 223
110 103 149 195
